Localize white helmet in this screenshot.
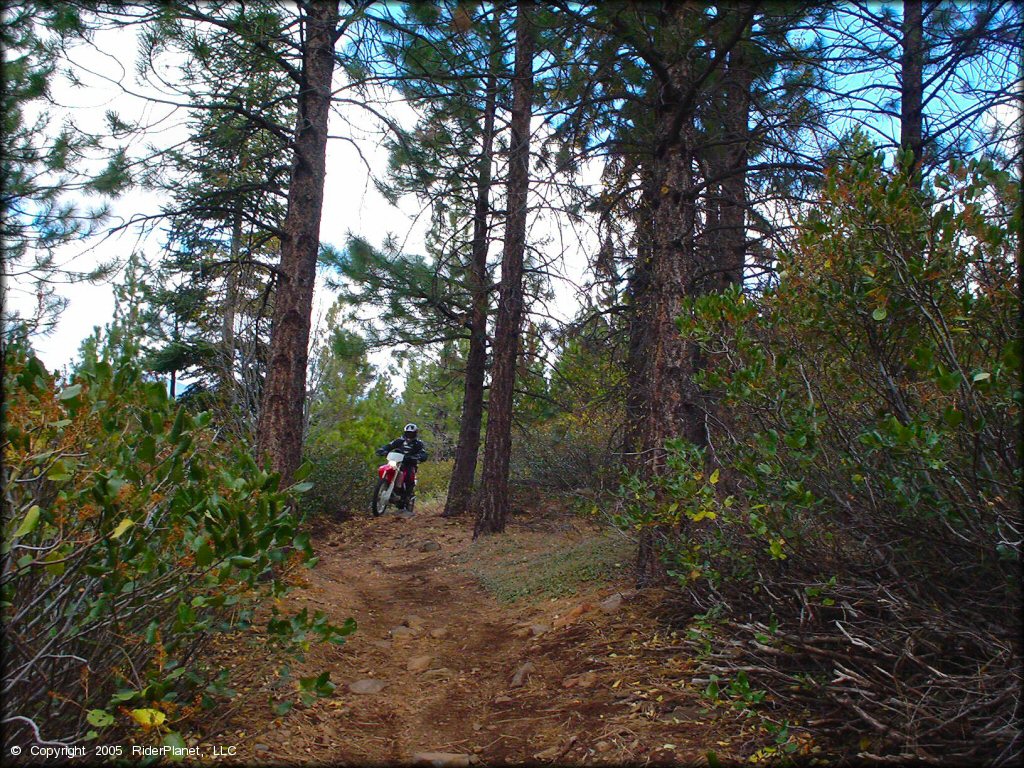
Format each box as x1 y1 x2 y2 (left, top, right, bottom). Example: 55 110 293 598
404 423 418 437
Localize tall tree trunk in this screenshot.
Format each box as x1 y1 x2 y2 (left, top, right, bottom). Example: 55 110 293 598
900 0 924 181
629 3 754 585
623 177 656 461
693 0 753 461
624 177 665 586
631 92 703 584
714 4 753 293
255 0 339 486
444 67 498 519
474 2 534 538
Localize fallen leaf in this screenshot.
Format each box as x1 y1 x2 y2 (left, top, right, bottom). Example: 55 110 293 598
130 708 165 727
111 518 134 539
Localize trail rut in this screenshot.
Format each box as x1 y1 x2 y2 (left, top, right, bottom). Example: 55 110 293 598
195 508 738 766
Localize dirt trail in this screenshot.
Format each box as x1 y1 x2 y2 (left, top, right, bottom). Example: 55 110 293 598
198 507 737 766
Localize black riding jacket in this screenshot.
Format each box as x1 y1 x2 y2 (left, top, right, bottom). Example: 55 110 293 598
377 437 428 465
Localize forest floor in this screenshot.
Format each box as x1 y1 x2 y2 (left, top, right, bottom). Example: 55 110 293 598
189 500 776 766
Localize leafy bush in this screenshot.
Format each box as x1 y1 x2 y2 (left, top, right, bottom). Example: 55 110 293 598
1 344 353 749
301 443 376 520
678 154 1019 590
412 458 452 500
615 153 1021 762
510 410 622 498
302 322 399 519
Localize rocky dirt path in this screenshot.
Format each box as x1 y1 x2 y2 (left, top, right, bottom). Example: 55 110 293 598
198 508 742 766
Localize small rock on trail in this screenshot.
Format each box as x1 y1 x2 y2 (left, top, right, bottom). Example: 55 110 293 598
411 752 474 767
407 655 433 672
510 661 534 688
348 679 386 694
421 667 453 679
659 705 695 722
562 670 598 689
533 745 563 761
512 622 550 638
599 593 624 614
391 625 418 640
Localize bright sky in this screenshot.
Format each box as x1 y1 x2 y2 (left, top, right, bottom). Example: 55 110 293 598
9 18 599 385
7 21 434 376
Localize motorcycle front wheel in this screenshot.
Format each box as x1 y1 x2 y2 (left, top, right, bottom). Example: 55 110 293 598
371 479 390 517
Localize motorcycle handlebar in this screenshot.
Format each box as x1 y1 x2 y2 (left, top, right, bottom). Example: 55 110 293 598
376 449 425 461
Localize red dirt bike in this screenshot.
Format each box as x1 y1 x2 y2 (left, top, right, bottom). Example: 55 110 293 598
371 450 417 517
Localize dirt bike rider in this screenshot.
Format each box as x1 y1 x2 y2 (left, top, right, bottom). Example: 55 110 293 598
375 423 428 510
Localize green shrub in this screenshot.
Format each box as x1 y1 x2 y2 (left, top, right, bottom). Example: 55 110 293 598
510 409 621 497
613 152 1021 762
679 154 1018 587
411 458 452 500
1 345 353 748
301 444 375 519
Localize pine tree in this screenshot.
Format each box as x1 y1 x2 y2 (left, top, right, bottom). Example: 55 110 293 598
445 35 500 518
139 7 295 433
1 2 129 340
327 2 512 517
474 2 535 538
543 1 826 581
254 0 341 485
93 0 348 483
819 1 1022 176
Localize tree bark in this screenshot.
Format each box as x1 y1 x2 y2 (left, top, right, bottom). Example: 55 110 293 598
628 3 754 585
444 66 498 518
713 4 753 293
631 92 703 584
624 177 664 587
473 2 534 538
255 0 339 486
900 0 924 181
623 179 656 463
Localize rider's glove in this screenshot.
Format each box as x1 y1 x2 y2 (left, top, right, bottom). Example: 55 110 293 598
375 448 386 456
